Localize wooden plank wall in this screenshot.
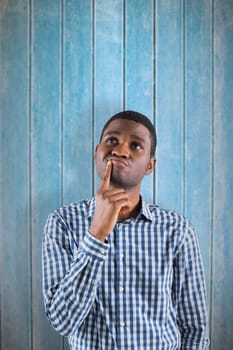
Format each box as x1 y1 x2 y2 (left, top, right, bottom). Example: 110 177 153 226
0 1 232 349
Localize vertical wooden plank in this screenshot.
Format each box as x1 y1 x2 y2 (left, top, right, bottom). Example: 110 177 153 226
125 0 154 203
94 0 123 190
212 0 233 348
184 0 212 298
63 1 93 348
31 0 63 349
63 0 93 205
0 1 31 349
156 0 184 212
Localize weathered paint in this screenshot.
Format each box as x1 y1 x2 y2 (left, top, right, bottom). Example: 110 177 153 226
0 1 31 349
212 0 233 348
184 0 212 298
156 0 184 213
125 0 154 202
0 1 233 349
31 0 63 349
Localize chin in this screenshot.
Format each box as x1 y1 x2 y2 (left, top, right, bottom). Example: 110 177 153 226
110 178 137 190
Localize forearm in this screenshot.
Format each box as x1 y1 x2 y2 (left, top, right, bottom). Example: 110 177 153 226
43 230 109 337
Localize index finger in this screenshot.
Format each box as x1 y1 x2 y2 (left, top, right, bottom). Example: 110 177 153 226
100 160 112 190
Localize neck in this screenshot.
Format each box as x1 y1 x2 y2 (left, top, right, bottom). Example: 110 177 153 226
117 188 141 222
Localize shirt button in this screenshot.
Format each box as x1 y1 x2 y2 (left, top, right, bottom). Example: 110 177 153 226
100 249 105 255
120 253 124 259
120 287 124 292
120 322 125 327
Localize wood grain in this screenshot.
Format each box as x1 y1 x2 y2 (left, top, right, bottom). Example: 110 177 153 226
1 0 233 349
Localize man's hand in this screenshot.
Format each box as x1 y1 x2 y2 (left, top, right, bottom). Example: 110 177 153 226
89 161 131 242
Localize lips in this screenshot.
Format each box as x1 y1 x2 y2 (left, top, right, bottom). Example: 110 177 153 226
106 156 129 167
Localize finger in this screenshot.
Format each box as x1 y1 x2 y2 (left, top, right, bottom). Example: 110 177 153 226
103 190 129 202
103 190 131 212
100 160 112 190
110 197 131 211
102 188 126 197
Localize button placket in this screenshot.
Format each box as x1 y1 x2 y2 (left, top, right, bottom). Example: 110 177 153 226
115 223 131 333
100 248 106 255
118 224 127 329
119 248 125 293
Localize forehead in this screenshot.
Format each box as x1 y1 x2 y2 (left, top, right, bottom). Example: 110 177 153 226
102 118 151 139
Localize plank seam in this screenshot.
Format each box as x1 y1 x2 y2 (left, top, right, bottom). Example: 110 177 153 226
92 0 95 196
182 0 186 216
123 0 126 110
153 0 157 205
29 0 33 348
209 0 215 347
61 0 65 347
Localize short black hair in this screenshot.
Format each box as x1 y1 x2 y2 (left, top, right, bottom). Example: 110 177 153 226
99 110 157 156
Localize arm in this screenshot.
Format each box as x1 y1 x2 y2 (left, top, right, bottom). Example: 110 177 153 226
42 212 109 337
89 160 131 242
172 223 209 349
42 160 130 337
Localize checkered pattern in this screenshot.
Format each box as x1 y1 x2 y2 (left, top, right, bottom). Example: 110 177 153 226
42 197 209 349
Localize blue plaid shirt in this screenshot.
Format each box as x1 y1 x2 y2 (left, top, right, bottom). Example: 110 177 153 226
42 197 209 349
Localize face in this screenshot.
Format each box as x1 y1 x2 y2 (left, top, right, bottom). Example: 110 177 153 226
95 119 156 191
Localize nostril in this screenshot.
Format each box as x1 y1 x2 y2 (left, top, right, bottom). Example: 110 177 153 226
111 143 129 158
112 150 128 159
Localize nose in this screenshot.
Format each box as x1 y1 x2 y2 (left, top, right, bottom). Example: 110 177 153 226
111 142 129 158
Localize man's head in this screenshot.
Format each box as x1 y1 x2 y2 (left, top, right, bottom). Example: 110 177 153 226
99 110 157 157
95 110 156 191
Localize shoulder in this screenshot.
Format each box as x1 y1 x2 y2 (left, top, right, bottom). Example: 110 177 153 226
146 202 196 247
46 198 94 228
148 203 191 228
56 198 93 217
44 198 94 244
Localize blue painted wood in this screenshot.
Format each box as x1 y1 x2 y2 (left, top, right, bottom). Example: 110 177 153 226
212 0 233 348
63 0 93 205
1 1 233 349
0 1 31 349
94 0 124 191
30 0 63 349
125 0 154 203
156 0 184 213
63 1 94 348
184 0 212 297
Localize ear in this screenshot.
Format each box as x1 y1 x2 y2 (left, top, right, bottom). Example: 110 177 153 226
145 157 156 175
94 144 99 161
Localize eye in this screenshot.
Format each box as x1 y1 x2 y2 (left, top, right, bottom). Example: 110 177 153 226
131 142 143 151
105 136 119 145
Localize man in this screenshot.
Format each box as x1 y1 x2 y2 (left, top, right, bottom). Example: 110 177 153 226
42 110 209 349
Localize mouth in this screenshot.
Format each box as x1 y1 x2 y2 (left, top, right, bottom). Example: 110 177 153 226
105 156 129 167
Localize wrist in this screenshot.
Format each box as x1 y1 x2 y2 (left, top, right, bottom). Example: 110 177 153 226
88 227 107 243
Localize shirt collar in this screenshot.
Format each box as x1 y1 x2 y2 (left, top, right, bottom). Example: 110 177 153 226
137 197 153 222
88 196 153 222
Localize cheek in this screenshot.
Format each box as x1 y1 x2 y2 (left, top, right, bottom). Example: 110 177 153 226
95 145 108 159
95 153 106 177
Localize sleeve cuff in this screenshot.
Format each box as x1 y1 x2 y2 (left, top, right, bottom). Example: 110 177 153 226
79 231 109 261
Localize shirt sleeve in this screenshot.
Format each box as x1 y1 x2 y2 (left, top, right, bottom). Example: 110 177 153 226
172 222 209 349
42 212 109 337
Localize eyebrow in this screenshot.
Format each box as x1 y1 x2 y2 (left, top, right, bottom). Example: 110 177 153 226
103 130 146 143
